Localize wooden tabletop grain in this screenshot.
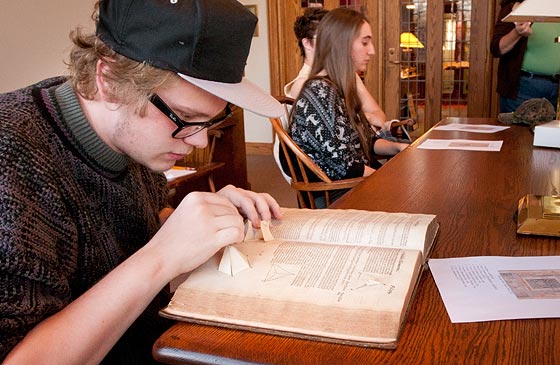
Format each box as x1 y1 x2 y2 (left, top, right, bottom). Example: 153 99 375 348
153 117 560 365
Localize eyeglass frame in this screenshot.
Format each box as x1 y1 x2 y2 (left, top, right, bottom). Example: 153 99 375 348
149 93 233 139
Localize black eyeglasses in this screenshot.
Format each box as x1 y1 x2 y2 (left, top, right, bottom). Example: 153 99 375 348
150 94 232 139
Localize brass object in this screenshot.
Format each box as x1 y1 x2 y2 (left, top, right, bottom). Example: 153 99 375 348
517 195 560 237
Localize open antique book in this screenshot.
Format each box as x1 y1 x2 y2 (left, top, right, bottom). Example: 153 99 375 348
160 208 439 348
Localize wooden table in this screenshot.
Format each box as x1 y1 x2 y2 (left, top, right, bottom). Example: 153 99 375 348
153 117 560 365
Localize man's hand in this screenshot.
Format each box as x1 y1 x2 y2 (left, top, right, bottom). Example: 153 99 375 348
217 185 282 228
152 188 281 276
514 22 532 37
153 192 247 275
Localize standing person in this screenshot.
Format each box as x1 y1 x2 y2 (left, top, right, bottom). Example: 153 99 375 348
0 0 283 363
490 0 560 113
289 8 407 199
285 7 414 141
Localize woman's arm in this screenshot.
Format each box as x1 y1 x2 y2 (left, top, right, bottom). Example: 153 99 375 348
372 138 408 156
356 75 386 129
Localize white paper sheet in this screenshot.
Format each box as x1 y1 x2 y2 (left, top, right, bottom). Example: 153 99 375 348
163 167 196 181
417 139 503 151
433 124 509 133
429 256 560 323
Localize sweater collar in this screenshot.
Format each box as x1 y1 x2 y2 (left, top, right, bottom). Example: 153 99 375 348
53 82 128 173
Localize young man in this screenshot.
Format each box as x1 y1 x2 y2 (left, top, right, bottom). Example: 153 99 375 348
0 0 283 363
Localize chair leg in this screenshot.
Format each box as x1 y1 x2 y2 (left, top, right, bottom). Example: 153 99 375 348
306 191 316 209
208 175 216 193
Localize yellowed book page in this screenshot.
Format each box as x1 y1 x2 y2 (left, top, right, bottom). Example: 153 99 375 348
270 208 436 259
164 240 422 344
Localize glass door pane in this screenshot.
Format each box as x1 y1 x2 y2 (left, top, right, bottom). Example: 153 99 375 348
397 0 472 136
441 0 471 118
399 0 427 137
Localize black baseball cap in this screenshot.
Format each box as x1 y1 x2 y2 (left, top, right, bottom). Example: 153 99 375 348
96 0 283 118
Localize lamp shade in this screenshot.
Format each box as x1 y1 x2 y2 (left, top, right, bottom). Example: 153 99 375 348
400 32 424 48
502 0 560 22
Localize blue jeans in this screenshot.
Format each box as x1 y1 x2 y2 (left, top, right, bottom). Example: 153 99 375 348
500 74 559 113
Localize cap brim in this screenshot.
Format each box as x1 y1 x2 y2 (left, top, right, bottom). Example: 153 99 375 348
497 112 516 125
178 73 283 118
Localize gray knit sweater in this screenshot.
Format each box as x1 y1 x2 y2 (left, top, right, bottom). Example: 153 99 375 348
0 78 170 363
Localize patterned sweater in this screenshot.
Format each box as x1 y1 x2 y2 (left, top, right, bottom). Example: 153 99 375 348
289 78 375 180
0 78 170 363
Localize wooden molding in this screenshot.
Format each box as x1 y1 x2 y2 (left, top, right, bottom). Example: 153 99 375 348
267 0 300 97
246 142 272 156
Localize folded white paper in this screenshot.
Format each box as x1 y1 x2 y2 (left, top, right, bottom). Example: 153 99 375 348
218 245 252 276
218 220 274 276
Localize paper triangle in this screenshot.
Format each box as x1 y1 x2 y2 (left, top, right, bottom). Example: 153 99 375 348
218 245 251 276
244 220 262 241
261 221 274 242
217 220 275 276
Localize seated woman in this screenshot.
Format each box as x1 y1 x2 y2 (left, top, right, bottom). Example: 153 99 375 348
289 8 406 207
286 7 414 144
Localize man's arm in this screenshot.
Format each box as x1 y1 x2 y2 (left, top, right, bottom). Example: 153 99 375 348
5 190 280 365
498 22 532 55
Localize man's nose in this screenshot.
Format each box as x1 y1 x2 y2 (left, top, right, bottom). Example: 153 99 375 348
182 129 209 149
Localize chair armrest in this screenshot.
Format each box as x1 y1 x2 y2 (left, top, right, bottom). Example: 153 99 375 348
292 177 364 192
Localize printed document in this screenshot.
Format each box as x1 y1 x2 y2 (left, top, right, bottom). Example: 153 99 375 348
418 139 503 151
433 124 509 133
164 167 196 181
429 256 560 323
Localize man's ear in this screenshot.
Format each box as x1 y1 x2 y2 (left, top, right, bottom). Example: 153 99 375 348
95 59 111 101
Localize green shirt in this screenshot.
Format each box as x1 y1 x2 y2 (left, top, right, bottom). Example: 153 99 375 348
521 23 560 75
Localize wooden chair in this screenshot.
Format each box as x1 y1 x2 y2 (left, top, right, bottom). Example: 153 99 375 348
270 96 364 209
168 129 225 200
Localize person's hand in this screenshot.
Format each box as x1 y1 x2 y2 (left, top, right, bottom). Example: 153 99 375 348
151 191 247 275
514 22 532 37
364 112 386 130
401 118 416 127
158 207 174 224
395 142 409 152
364 165 376 177
217 185 282 228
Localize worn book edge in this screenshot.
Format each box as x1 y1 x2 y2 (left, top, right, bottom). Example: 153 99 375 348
159 258 427 349
161 209 440 348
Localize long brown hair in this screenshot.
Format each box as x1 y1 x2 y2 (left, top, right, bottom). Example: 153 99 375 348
310 7 372 160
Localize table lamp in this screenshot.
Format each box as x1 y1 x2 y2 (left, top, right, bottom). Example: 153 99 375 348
400 32 424 49
502 0 560 22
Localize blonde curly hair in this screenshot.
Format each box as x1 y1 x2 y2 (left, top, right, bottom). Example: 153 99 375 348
66 1 176 115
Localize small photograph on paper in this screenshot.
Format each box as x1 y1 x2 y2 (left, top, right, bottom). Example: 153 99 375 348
499 270 560 299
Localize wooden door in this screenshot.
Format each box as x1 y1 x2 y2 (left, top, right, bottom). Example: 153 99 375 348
267 0 382 100
267 0 500 136
381 0 498 135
